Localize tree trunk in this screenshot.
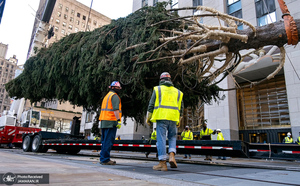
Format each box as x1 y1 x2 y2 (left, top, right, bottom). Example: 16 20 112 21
206 19 300 53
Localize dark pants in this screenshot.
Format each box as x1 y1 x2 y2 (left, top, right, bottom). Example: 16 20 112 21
100 127 117 163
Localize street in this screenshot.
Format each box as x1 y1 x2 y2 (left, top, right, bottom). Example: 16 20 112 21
0 148 300 186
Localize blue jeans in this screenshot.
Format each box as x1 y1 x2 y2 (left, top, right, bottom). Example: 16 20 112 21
100 127 117 163
156 120 177 161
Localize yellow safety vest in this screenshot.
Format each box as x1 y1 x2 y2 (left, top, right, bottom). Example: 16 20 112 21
151 131 157 140
297 137 300 145
150 85 183 124
284 137 293 143
217 132 224 140
181 131 193 140
200 128 214 139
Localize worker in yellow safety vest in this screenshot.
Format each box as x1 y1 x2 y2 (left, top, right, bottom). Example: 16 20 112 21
283 132 293 143
216 129 226 160
296 136 300 145
200 123 216 161
146 72 184 171
181 126 193 159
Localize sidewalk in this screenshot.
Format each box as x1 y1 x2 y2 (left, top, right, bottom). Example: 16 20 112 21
84 150 300 171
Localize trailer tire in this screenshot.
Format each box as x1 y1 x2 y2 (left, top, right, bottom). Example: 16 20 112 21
67 149 81 155
32 135 47 153
22 135 32 152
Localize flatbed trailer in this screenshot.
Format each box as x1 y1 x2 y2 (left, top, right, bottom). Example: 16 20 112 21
22 131 300 160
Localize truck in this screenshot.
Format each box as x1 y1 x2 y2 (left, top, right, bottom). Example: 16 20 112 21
0 99 41 148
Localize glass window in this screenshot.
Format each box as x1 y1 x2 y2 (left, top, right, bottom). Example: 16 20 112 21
83 15 86 20
193 0 202 6
70 17 74 22
171 0 178 9
59 4 62 9
237 75 290 130
228 0 241 14
228 0 239 6
82 23 85 28
65 7 69 12
57 12 61 17
93 20 97 26
153 0 158 6
77 13 80 18
68 24 73 30
71 9 75 15
56 19 60 24
61 29 65 35
62 22 66 27
64 14 67 20
75 27 79 32
54 27 59 32
227 0 243 29
257 11 276 26
76 20 80 25
142 0 148 7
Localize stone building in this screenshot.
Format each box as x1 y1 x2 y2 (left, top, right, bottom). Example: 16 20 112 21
132 0 300 143
0 43 18 113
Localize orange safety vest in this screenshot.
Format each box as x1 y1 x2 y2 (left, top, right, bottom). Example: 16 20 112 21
99 91 122 121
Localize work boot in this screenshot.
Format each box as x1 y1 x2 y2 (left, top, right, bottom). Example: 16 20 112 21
169 152 177 168
153 160 168 171
100 160 116 165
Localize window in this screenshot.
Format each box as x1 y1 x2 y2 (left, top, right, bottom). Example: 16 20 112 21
153 0 158 6
61 29 65 35
70 17 74 22
50 17 53 22
57 12 61 17
237 75 290 130
75 27 79 32
6 64 9 68
142 0 148 7
85 112 94 123
65 7 69 12
71 9 75 15
83 15 86 20
255 0 276 26
62 22 66 27
56 19 60 24
82 23 85 28
171 0 178 9
193 0 203 23
0 61 3 65
227 0 243 29
77 13 80 18
68 24 73 30
76 20 80 25
93 20 97 26
64 14 68 20
54 27 59 32
59 4 62 9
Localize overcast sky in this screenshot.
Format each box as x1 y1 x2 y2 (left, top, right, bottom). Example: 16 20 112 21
0 0 133 65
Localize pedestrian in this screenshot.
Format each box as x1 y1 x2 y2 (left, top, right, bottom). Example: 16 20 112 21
296 134 300 145
145 128 157 158
200 123 216 161
181 126 193 159
98 81 122 165
216 129 226 160
146 72 184 171
283 132 293 143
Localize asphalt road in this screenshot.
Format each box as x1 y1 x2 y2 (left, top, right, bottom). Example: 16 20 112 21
0 148 299 186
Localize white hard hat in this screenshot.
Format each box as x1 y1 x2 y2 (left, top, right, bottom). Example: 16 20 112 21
216 129 221 132
287 132 291 135
185 126 189 128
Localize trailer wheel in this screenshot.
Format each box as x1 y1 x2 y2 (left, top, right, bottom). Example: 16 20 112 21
67 149 81 155
22 135 32 152
32 135 47 153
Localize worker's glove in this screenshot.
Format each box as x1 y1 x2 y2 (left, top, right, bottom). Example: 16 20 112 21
177 116 183 128
116 121 121 129
213 129 216 134
146 112 153 126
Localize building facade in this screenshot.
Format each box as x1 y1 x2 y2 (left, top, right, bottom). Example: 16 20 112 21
132 0 300 143
0 43 18 113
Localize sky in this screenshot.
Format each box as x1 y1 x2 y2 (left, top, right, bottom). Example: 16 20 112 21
0 0 133 65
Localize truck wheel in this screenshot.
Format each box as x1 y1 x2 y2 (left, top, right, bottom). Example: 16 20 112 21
67 149 81 155
56 149 67 154
32 135 47 153
23 135 32 152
